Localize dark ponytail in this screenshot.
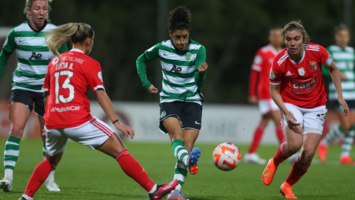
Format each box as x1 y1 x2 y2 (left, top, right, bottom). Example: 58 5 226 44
167 6 192 32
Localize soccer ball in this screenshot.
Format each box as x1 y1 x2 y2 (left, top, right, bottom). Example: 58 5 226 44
212 142 241 171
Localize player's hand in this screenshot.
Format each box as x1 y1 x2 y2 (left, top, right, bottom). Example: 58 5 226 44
198 62 208 73
147 85 158 94
42 128 46 137
340 73 347 80
285 110 300 126
114 122 135 139
248 96 258 104
338 97 349 116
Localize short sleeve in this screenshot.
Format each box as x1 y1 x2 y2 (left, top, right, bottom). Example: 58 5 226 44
42 66 51 92
143 43 161 62
319 46 333 66
86 61 105 92
2 29 16 54
251 51 263 72
269 61 282 85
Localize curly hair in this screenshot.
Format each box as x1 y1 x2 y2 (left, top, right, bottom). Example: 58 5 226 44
167 6 192 32
24 0 53 22
281 20 310 43
334 23 349 35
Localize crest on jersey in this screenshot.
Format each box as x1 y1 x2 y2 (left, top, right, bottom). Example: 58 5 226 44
185 52 191 61
298 67 305 76
309 60 317 70
160 111 166 119
270 69 276 80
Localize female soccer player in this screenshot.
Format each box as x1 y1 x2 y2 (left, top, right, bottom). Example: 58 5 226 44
261 20 348 199
136 6 207 199
0 0 67 192
318 24 355 164
19 22 178 200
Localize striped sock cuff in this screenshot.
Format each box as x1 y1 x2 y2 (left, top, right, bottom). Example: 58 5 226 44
172 140 189 162
4 136 20 171
6 135 20 143
115 149 129 161
280 142 289 157
174 161 187 187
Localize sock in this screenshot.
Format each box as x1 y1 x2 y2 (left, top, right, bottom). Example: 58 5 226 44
42 143 56 181
273 142 291 166
248 125 265 153
285 156 310 186
171 140 189 166
116 149 156 192
341 126 354 157
323 124 343 146
24 158 55 198
275 125 286 143
173 160 188 189
4 136 20 179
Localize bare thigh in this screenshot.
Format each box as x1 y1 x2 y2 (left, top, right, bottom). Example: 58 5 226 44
164 117 183 142
96 134 127 158
9 102 31 139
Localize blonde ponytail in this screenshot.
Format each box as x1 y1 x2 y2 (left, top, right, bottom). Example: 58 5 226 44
46 22 95 57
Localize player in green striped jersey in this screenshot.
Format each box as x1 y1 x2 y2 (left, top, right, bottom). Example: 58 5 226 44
0 0 67 192
318 24 355 164
136 6 207 200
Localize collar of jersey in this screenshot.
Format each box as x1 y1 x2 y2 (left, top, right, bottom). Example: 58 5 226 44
287 45 306 65
70 48 85 54
27 20 48 33
170 39 191 55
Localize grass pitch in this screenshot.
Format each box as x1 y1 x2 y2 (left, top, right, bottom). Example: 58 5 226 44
0 139 354 200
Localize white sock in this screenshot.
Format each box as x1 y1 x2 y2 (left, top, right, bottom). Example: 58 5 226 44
46 170 55 181
148 184 157 194
22 194 33 200
4 169 13 179
182 155 189 166
175 184 182 191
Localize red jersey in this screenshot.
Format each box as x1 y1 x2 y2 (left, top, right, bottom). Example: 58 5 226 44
249 44 280 99
269 43 333 108
43 49 105 129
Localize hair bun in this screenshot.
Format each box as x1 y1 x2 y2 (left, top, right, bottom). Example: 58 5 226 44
168 6 192 31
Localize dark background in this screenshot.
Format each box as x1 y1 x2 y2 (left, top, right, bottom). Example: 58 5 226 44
0 0 353 103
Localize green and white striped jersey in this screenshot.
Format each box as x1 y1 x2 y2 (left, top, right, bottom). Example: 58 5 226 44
0 21 67 92
137 39 206 105
323 45 355 100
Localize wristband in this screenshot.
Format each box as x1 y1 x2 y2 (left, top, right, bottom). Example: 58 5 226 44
112 119 119 124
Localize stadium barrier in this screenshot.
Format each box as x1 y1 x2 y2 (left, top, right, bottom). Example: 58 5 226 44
0 101 341 144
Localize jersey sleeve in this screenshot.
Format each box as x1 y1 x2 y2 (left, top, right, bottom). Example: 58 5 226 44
86 61 105 92
319 46 333 67
0 29 16 80
269 60 283 85
251 50 263 72
42 67 51 92
194 45 207 89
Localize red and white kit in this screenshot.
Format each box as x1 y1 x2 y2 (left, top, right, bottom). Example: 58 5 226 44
249 44 280 114
43 49 114 155
270 43 332 134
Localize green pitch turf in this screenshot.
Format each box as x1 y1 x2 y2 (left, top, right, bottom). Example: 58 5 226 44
0 139 354 200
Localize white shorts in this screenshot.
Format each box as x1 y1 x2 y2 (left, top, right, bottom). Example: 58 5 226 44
281 103 327 135
45 117 115 156
258 99 279 115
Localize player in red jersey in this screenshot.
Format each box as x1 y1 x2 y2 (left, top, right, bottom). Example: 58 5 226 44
247 27 286 164
261 20 348 199
19 23 178 200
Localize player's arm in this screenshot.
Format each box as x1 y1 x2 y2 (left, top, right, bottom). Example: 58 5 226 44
194 46 207 89
0 29 16 81
324 60 349 116
248 53 262 104
136 44 161 94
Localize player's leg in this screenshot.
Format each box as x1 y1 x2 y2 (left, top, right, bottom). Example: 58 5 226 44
270 110 286 144
34 94 60 191
20 128 67 200
0 97 31 192
262 104 303 186
339 111 355 164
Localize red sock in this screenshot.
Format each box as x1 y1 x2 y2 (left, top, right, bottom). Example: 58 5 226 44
273 142 290 166
116 149 155 192
248 124 265 153
275 125 286 143
285 156 310 185
24 158 55 198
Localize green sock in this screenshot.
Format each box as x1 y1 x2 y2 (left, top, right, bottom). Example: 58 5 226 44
173 160 187 188
4 136 21 178
323 124 343 146
171 139 189 165
341 125 354 157
43 142 47 159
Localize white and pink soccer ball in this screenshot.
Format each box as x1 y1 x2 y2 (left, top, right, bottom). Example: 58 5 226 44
212 142 241 171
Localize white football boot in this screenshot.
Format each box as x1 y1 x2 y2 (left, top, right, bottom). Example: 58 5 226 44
45 179 60 192
0 177 13 192
244 153 267 165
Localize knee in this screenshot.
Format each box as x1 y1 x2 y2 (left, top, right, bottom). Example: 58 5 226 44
10 125 24 138
300 148 316 164
285 142 302 155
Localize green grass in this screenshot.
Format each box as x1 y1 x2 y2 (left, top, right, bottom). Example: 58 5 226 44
0 139 354 200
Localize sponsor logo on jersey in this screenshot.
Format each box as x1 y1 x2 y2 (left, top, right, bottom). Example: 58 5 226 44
286 71 293 76
51 106 81 112
185 52 191 61
309 60 317 70
170 65 182 73
298 67 305 76
160 111 166 118
29 52 42 60
270 69 276 80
